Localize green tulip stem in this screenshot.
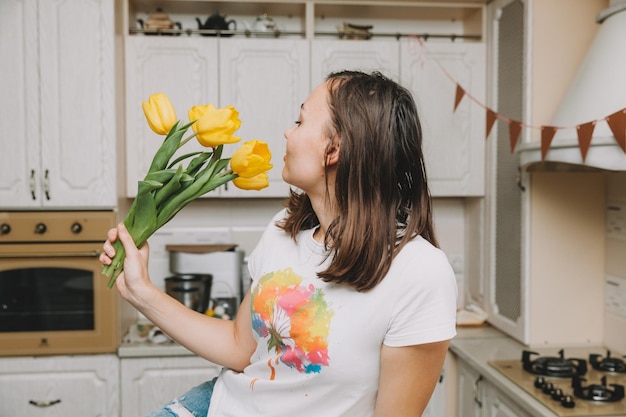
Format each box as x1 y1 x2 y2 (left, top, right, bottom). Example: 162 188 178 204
178 131 198 148
103 114 269 289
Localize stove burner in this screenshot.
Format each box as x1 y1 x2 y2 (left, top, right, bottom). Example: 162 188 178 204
589 350 626 373
572 375 625 402
522 349 587 378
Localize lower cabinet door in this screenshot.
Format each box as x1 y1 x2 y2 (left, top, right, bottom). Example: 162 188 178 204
120 356 222 417
0 354 119 417
483 382 534 417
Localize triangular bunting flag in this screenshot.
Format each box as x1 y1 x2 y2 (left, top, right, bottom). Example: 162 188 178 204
508 121 522 153
540 126 557 161
486 109 497 139
453 84 465 112
576 121 595 162
606 108 626 152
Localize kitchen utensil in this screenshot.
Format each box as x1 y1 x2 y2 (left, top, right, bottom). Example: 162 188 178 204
165 274 212 313
196 11 237 36
337 22 373 40
137 8 182 35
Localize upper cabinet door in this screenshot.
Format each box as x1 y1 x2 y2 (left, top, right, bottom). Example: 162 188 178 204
310 39 400 87
0 0 116 209
125 36 219 197
0 0 40 208
219 38 309 198
400 40 486 196
39 0 116 208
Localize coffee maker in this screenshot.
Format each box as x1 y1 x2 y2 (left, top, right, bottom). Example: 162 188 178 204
166 244 243 318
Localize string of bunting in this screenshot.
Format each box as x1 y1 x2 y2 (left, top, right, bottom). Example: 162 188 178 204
410 35 626 162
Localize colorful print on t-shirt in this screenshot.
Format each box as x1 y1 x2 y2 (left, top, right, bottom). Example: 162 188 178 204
251 267 333 378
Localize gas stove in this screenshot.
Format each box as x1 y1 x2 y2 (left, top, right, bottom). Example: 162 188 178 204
490 349 626 416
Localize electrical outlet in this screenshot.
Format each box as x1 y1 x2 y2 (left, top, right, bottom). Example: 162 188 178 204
607 201 626 241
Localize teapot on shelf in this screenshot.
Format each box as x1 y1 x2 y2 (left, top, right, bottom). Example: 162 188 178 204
137 8 182 35
243 12 279 37
196 11 237 37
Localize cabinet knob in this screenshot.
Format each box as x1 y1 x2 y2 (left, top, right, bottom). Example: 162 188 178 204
71 222 83 234
34 223 47 234
0 223 10 235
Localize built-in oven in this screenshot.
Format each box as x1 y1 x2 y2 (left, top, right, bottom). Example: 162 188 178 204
0 211 118 356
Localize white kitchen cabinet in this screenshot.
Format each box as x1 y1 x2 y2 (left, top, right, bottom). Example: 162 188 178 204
0 354 119 417
219 38 309 197
483 382 534 417
400 40 486 196
310 39 401 86
120 355 222 417
457 358 532 417
123 0 487 198
0 0 116 209
124 36 219 197
458 358 483 417
125 37 306 199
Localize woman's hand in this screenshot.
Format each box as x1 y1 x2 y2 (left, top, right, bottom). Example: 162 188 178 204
100 222 155 308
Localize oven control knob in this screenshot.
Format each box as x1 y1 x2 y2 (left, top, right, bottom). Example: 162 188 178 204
71 222 82 234
542 382 555 394
34 223 47 234
534 377 545 388
561 394 576 408
0 223 10 235
551 388 564 401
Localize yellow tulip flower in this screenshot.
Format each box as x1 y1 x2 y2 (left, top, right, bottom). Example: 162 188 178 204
142 93 177 135
230 140 273 178
189 104 242 148
233 173 269 191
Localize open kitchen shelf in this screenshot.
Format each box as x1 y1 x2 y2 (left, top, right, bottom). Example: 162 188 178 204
125 0 485 40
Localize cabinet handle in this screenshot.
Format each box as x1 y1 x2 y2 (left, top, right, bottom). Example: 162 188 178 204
30 169 36 200
43 169 51 200
29 399 61 408
473 375 483 408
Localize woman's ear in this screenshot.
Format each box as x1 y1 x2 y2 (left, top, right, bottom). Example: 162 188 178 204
325 135 340 166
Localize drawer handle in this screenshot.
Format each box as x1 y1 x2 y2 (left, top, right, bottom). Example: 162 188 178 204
30 169 36 200
29 399 61 408
473 375 483 408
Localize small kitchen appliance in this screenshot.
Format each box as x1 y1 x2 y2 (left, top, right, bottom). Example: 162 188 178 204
164 274 212 313
490 349 626 416
167 244 243 318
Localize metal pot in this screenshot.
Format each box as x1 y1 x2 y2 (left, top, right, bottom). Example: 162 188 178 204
165 274 212 313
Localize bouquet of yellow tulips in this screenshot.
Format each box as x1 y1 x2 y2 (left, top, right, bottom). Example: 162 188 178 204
102 93 272 288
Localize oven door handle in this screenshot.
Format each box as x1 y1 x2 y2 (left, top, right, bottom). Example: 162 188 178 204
0 250 102 258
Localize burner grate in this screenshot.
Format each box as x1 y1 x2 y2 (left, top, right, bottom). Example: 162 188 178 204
522 349 587 378
573 375 625 402
589 351 626 373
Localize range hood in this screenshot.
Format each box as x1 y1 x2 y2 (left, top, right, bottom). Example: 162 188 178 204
519 0 626 171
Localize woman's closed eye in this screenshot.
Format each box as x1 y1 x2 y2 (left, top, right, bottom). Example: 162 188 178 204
294 120 302 126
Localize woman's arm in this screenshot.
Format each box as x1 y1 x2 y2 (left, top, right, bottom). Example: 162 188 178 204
101 222 256 371
373 340 450 417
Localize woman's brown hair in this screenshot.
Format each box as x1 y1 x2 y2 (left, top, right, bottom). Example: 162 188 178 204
279 70 438 291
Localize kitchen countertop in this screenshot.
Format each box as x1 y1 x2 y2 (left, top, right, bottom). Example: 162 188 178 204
117 340 197 358
450 325 610 417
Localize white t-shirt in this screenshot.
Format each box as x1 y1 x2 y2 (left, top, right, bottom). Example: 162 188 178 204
207 209 457 417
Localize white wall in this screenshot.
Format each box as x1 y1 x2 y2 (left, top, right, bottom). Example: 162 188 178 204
605 172 626 352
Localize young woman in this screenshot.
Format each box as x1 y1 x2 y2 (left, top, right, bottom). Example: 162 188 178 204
102 70 457 417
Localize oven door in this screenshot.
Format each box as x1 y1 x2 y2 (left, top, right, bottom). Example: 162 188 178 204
0 242 118 356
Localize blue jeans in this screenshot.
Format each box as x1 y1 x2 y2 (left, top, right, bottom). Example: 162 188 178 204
144 377 217 417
